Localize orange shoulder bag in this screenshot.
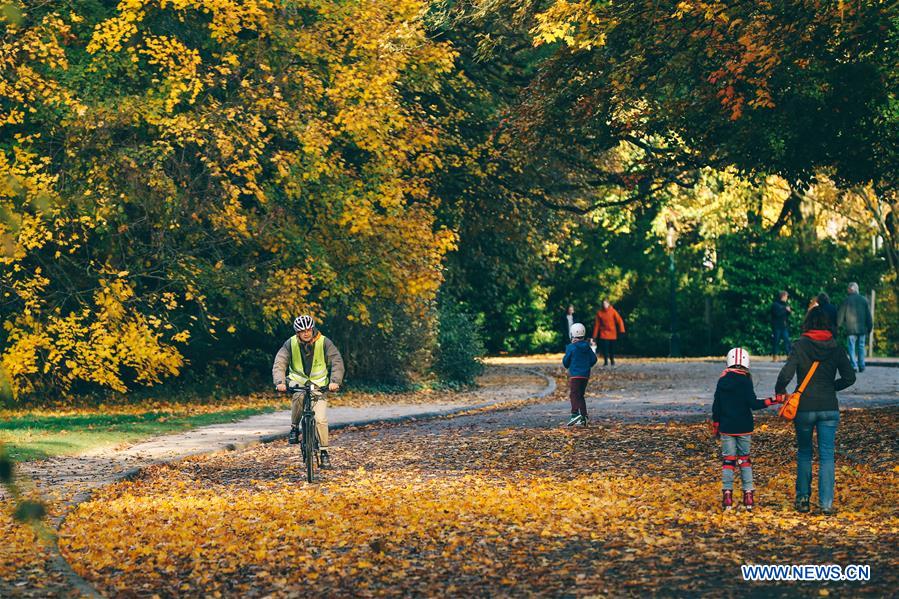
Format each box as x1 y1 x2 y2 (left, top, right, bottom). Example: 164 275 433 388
778 361 819 420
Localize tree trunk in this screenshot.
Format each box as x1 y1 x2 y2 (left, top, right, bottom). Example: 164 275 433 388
770 184 804 236
866 186 899 300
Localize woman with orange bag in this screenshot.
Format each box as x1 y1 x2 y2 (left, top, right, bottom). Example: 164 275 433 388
775 307 856 515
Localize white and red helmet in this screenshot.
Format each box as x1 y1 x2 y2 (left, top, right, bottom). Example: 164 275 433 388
569 323 586 339
726 347 750 369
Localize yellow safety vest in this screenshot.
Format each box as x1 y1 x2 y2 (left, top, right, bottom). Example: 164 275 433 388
288 335 330 387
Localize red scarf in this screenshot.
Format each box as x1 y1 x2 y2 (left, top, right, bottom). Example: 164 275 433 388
802 329 833 341
720 367 749 378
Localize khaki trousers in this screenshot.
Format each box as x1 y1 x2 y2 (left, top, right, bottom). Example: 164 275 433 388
291 393 329 449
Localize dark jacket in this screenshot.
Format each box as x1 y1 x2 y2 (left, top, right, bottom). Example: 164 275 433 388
563 340 598 378
837 293 872 336
775 333 855 412
712 369 771 435
770 299 791 329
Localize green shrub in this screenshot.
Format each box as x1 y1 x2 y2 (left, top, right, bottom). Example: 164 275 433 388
433 302 485 386
324 301 435 386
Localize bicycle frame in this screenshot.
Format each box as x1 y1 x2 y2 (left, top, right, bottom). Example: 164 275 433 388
286 382 324 483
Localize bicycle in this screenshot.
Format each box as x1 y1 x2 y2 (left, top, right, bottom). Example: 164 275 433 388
284 382 326 483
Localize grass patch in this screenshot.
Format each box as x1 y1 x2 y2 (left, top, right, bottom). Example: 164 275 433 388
0 407 282 462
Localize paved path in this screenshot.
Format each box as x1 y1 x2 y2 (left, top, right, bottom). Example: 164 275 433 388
489 356 898 425
48 360 897 599
588 359 898 420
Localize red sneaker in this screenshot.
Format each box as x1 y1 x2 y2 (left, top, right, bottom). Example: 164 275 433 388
743 490 754 511
722 490 734 511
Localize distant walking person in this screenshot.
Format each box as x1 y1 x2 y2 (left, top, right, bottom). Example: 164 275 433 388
561 304 577 350
837 282 873 373
769 291 793 361
592 300 625 366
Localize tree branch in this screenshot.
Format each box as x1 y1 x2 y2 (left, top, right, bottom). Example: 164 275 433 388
770 185 803 235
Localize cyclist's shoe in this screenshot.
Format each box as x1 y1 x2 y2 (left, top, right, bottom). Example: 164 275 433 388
319 450 332 469
742 490 754 511
288 426 300 445
795 496 810 513
580 414 588 426
567 413 582 426
722 490 734 511
821 505 838 516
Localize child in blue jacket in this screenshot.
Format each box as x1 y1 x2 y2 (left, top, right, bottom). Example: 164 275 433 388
562 322 598 426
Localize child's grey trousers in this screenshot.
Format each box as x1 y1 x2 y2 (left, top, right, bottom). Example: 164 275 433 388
721 434 753 491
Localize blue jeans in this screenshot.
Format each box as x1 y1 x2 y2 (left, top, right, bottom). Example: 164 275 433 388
794 410 839 509
847 335 866 371
771 327 791 357
721 434 753 491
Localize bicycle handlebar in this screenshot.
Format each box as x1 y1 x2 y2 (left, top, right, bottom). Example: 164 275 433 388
276 382 335 394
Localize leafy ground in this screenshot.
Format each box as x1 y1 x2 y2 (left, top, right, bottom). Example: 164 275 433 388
0 513 59 595
0 365 552 596
57 400 898 597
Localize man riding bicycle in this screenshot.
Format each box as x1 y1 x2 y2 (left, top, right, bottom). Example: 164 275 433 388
272 315 345 468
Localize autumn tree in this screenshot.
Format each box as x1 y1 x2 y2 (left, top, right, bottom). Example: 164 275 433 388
0 0 459 397
458 1 895 266
422 2 575 352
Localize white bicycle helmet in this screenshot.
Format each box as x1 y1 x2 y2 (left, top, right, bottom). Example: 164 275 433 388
726 347 750 369
569 322 586 339
293 314 315 332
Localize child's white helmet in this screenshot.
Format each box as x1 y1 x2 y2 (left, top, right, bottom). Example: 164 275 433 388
726 347 750 369
569 323 586 339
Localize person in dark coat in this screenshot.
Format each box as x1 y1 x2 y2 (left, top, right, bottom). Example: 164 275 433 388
769 290 793 361
837 282 873 372
775 307 856 515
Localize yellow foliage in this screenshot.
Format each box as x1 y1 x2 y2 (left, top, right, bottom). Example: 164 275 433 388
1 0 460 397
2 289 184 396
532 0 608 49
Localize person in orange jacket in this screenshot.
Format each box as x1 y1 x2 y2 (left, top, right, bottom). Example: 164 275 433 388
592 299 625 366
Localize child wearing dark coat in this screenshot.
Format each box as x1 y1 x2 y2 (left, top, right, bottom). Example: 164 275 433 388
562 322 597 426
712 348 782 511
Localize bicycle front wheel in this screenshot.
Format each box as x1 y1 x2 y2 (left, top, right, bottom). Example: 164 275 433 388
303 417 315 483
